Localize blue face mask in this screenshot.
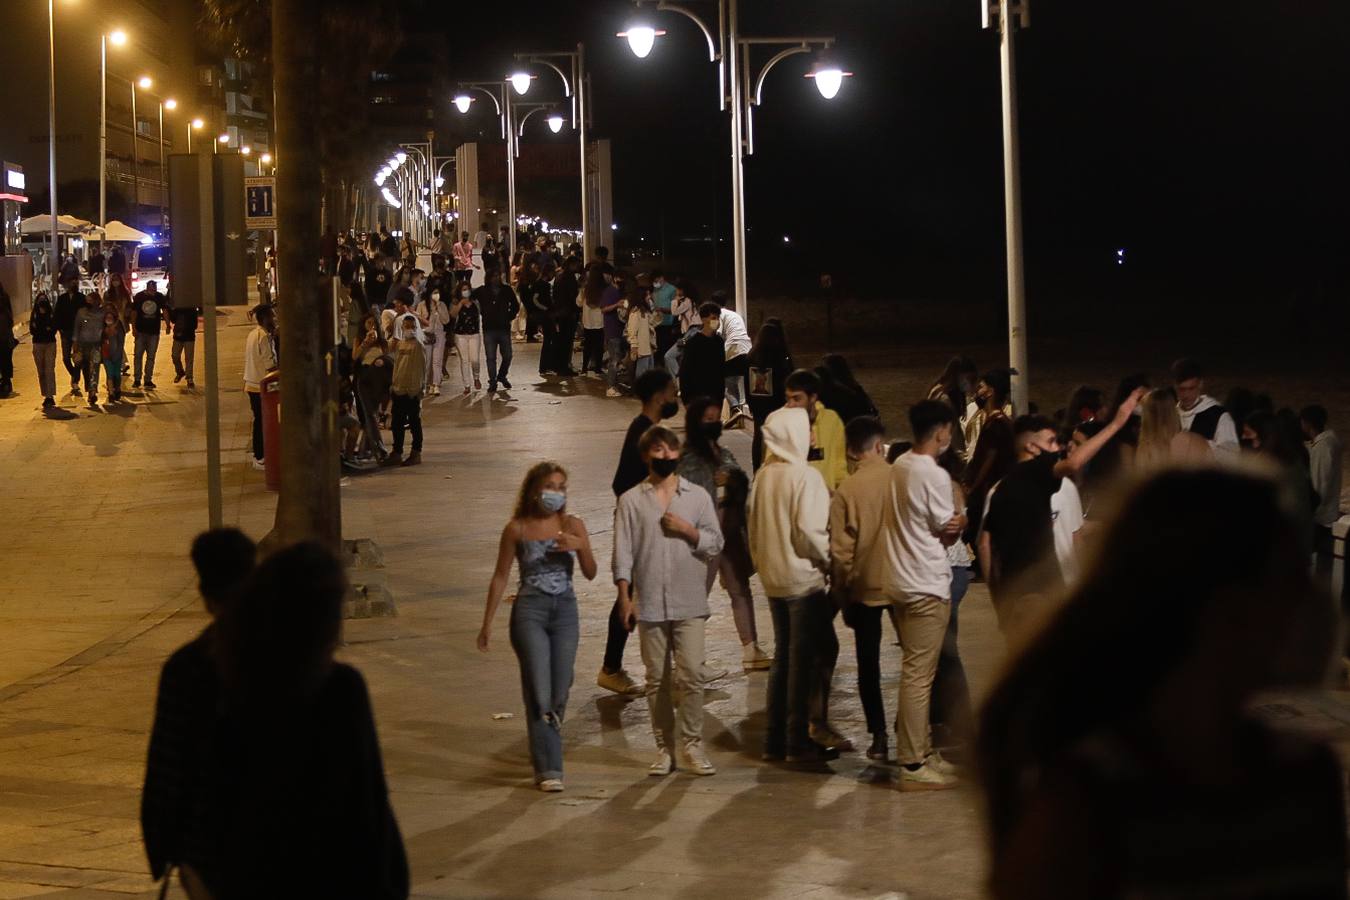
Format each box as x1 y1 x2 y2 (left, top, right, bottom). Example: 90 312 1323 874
539 490 566 513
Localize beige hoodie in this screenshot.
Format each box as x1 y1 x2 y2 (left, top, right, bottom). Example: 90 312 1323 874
747 407 832 599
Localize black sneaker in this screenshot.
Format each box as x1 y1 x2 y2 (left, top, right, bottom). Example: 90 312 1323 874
88 393 98 407
866 734 889 762
499 376 512 389
173 372 184 383
42 397 55 409
785 744 841 765
144 380 156 390
132 380 141 389
71 385 82 397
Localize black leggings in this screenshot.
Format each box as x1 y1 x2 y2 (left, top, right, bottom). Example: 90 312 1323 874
391 393 422 454
602 598 630 673
582 328 604 374
248 391 264 460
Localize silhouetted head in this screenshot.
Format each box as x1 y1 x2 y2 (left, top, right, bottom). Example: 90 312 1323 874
190 528 257 617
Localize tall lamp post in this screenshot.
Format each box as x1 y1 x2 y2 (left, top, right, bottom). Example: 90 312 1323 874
187 117 204 153
453 80 521 256
100 29 128 243
984 0 1030 413
130 75 153 230
158 97 176 233
621 1 850 325
513 45 590 258
46 0 58 282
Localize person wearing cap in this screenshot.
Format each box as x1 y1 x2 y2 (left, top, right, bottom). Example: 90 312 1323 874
132 280 166 390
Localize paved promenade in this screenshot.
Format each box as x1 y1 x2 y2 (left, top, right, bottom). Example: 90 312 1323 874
0 313 1346 898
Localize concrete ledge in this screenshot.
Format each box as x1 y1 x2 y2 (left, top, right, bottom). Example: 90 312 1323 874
343 537 386 569
345 572 397 619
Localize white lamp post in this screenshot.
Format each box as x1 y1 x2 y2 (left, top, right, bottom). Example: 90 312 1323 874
984 0 1031 413
130 75 152 229
512 46 591 258
158 98 176 232
100 29 128 243
622 1 850 324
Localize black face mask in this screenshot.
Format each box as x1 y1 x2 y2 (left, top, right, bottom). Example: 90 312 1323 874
650 457 679 478
659 400 679 420
701 422 724 441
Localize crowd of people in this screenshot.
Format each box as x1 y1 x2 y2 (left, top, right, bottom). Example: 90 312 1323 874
1 246 199 410
128 222 1346 896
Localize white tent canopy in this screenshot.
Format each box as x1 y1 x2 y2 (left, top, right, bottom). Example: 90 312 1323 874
20 214 102 235
100 220 152 243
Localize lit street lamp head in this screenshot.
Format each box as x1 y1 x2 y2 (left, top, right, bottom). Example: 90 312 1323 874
217 133 230 144
805 63 853 100
138 76 153 90
453 94 474 114
164 98 177 110
618 25 664 59
191 118 204 130
260 153 272 165
395 151 407 165
509 72 534 95
547 114 565 134
108 30 128 46
241 146 251 155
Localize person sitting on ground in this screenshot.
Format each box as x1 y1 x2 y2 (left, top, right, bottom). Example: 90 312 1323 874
142 528 257 895
978 468 1342 899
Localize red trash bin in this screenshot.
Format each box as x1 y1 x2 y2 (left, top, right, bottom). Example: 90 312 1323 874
260 370 282 492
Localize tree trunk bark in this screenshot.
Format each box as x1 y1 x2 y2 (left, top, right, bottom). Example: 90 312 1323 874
271 0 341 550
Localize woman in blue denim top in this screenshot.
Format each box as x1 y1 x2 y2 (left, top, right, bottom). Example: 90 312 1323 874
478 461 597 792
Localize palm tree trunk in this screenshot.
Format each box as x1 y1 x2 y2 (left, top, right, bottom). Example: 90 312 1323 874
271 0 341 549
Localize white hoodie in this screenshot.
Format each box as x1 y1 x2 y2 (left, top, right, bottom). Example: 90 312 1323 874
748 407 832 599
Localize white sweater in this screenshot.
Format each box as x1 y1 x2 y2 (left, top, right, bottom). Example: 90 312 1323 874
747 407 832 599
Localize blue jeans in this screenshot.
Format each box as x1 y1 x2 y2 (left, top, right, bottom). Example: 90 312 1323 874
766 591 829 756
663 330 690 378
133 331 159 382
605 337 625 388
483 328 512 387
509 589 579 781
930 566 972 743
634 355 653 377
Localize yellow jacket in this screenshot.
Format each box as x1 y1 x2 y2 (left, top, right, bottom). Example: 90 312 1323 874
810 403 849 492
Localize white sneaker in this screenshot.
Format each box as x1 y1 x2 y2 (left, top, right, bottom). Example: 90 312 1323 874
537 779 564 793
648 749 674 777
926 751 960 777
605 387 622 398
250 458 266 471
898 759 959 791
680 742 717 776
596 667 644 697
741 642 771 672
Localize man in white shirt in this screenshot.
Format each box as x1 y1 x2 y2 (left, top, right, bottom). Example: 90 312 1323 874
1172 357 1238 454
881 400 965 789
709 292 752 426
1301 405 1344 579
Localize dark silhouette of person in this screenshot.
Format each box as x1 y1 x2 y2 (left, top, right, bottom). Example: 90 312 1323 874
206 541 408 898
978 469 1343 899
142 528 257 892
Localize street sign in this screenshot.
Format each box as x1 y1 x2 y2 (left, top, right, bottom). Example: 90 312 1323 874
244 176 277 229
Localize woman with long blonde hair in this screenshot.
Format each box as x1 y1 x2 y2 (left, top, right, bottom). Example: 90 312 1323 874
1135 388 1210 469
477 462 597 792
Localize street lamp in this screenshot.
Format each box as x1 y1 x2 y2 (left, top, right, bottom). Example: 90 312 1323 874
158 97 177 233
984 0 1031 413
622 0 848 323
215 133 230 155
508 72 535 95
452 94 474 114
130 75 153 229
100 28 130 239
513 46 591 257
455 80 519 254
547 114 565 134
188 117 204 153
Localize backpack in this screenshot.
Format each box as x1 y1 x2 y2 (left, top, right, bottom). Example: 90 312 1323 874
391 343 426 397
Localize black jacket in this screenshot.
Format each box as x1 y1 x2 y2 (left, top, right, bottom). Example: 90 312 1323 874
474 284 520 331
54 291 83 336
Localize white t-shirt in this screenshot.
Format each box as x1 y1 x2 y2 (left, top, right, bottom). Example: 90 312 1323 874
718 309 751 360
882 452 955 603
1051 478 1084 584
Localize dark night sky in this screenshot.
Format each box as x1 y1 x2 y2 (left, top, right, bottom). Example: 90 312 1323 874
442 0 1347 302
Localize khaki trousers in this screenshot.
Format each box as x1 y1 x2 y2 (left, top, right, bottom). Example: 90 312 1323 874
894 595 951 765
638 617 707 751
